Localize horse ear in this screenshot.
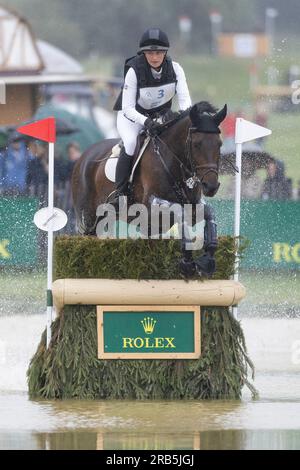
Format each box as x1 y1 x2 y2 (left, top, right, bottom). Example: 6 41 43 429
189 104 199 126
213 104 227 126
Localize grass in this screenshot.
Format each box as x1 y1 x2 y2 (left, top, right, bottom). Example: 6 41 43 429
0 270 46 301
0 270 46 316
240 271 300 306
84 51 300 107
84 54 254 106
265 113 300 183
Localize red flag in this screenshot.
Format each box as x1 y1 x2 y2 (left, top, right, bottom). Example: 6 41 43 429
17 117 56 143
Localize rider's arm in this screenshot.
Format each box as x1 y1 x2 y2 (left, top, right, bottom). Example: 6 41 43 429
173 62 192 110
121 67 147 126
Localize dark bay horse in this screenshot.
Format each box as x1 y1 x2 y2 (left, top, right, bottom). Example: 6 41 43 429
72 101 227 276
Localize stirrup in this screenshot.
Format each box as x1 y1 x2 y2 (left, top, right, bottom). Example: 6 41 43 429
107 191 128 212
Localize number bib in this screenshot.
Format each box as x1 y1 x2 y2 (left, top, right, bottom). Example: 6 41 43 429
138 83 176 110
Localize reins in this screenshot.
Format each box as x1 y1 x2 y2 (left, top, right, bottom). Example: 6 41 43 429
151 136 191 205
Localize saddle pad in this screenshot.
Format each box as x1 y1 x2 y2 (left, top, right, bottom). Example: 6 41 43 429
104 137 150 183
104 144 120 182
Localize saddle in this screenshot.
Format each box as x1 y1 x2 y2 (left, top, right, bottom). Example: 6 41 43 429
104 133 150 184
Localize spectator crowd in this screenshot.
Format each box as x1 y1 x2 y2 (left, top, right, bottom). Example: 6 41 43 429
0 135 81 232
223 157 294 201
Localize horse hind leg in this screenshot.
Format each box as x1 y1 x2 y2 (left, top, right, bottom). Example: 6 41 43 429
76 211 88 235
74 210 87 235
75 209 97 235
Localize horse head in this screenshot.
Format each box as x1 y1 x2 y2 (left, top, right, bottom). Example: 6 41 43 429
189 102 227 197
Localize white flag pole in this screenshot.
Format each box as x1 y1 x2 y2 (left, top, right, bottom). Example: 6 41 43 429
46 141 55 348
234 142 242 253
232 135 243 320
233 118 272 320
18 117 68 349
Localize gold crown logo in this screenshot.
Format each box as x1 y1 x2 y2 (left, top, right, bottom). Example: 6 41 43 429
141 317 156 334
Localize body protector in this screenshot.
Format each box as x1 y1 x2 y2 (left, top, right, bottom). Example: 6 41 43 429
113 53 177 118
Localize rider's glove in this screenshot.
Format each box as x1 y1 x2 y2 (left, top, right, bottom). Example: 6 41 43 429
144 118 162 136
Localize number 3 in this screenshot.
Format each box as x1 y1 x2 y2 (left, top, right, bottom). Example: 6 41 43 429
158 89 164 99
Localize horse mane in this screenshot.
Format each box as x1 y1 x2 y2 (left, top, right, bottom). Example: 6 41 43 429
195 101 218 115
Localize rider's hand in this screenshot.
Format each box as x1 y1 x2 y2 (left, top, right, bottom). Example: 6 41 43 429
144 118 162 136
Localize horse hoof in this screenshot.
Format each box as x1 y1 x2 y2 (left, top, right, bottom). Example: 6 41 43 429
195 269 213 279
179 258 196 277
194 254 216 276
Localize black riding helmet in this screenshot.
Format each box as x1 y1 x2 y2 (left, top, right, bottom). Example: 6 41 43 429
139 28 169 51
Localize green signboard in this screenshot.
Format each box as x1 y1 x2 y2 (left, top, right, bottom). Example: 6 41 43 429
211 200 300 270
0 197 39 266
97 305 201 359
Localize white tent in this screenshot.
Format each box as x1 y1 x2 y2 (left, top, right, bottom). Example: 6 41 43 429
0 5 44 72
37 40 83 75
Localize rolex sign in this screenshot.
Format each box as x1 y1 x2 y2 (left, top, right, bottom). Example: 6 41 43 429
97 306 201 359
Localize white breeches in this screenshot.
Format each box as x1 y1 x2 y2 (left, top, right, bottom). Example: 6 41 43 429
117 112 144 156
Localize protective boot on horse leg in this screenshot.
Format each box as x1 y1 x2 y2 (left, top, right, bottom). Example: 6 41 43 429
194 204 218 276
179 238 196 277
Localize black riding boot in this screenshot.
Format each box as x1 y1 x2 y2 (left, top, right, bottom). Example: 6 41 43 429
112 148 133 206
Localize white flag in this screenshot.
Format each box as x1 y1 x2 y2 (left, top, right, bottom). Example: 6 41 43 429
235 118 272 144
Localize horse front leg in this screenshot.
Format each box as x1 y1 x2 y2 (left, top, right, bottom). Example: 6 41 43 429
178 210 197 277
194 204 218 276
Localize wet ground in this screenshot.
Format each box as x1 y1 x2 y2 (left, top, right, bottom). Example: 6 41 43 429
0 271 299 450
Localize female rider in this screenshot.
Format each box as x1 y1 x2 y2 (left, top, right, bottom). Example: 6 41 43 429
113 27 192 200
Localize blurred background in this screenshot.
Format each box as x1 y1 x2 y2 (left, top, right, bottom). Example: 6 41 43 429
0 0 299 287
0 1 300 451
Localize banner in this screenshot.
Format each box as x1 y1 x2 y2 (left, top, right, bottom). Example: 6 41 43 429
211 199 300 269
0 197 39 266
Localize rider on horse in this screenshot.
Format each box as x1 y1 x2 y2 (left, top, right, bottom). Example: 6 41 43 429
113 27 192 200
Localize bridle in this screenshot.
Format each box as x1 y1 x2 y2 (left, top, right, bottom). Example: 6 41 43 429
184 126 219 186
151 124 220 204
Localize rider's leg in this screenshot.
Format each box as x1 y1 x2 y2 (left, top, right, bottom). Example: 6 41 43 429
115 112 143 196
115 147 133 194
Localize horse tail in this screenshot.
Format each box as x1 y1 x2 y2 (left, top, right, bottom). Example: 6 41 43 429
72 138 119 235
